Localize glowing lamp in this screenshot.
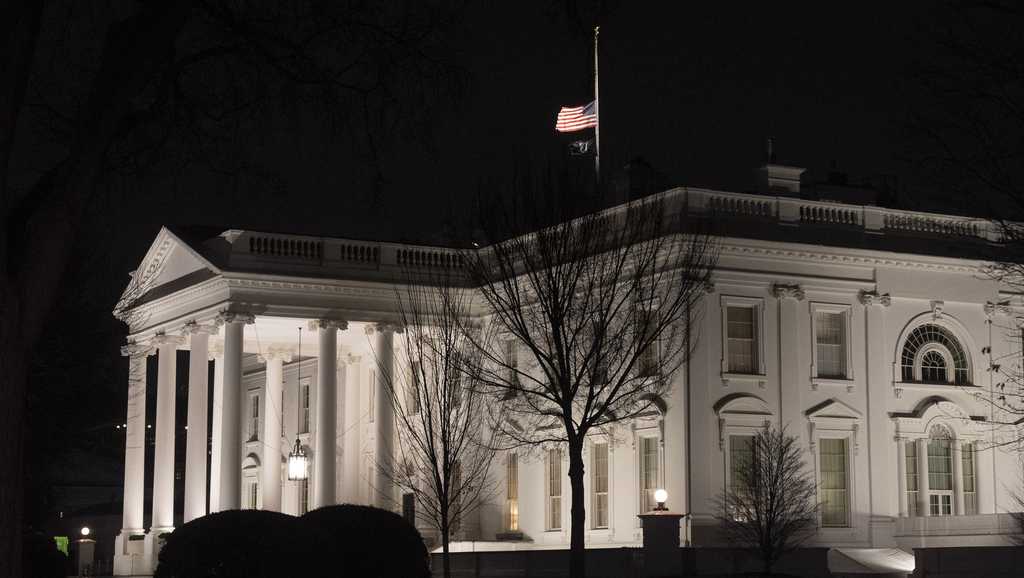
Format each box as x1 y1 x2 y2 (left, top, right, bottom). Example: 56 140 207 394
654 489 668 511
80 527 91 537
287 438 309 481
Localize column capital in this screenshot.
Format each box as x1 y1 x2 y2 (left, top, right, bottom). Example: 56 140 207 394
984 300 1013 319
184 319 222 336
858 290 891 307
121 341 154 358
771 283 804 301
310 318 348 332
366 321 403 335
151 333 186 347
208 340 224 359
217 310 256 325
258 346 295 364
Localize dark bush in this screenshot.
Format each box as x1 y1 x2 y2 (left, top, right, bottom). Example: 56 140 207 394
22 530 68 578
302 504 430 578
155 509 333 578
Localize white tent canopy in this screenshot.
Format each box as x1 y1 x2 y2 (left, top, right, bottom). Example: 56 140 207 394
827 548 916 575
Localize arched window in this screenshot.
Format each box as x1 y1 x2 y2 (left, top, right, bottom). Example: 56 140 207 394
900 324 970 385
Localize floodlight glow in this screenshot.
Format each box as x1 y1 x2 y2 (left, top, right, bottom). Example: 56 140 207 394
654 489 668 511
80 527 90 537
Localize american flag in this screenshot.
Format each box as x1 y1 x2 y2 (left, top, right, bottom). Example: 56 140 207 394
555 101 597 132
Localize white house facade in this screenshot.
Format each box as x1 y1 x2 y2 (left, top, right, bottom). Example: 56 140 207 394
111 174 1024 575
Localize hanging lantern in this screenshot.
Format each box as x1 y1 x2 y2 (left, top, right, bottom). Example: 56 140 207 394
287 438 308 481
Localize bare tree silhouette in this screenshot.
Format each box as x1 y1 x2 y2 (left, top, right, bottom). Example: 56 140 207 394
713 425 818 576
458 177 717 578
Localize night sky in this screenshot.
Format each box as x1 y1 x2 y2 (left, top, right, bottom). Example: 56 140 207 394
25 0 980 526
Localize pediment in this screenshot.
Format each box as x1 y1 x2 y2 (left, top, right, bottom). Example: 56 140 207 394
117 227 221 315
715 393 771 416
806 399 862 422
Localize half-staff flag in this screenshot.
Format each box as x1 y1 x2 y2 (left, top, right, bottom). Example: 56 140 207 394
555 101 597 133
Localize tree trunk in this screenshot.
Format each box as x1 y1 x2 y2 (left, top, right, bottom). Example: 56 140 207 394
441 513 451 578
568 437 586 578
0 309 26 578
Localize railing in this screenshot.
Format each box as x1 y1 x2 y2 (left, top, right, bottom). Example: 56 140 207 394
226 188 1000 273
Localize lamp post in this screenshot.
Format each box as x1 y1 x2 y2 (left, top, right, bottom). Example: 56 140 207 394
654 488 669 511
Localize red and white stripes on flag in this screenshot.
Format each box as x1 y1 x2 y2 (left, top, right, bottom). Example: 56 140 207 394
555 101 597 132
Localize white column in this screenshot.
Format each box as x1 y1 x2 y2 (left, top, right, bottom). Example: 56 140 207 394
342 354 362 504
183 322 216 522
259 347 292 512
119 342 152 533
952 441 964 515
151 334 184 531
208 343 224 512
860 290 894 544
896 437 907 517
772 284 803 434
314 319 346 508
218 312 253 510
917 438 930 517
372 323 400 509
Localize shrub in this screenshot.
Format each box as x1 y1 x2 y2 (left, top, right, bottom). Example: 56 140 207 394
155 510 332 578
22 530 68 578
302 504 429 578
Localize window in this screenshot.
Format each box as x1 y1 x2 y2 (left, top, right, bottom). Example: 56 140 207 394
900 324 970 385
927 436 954 516
506 453 519 531
815 311 846 378
962 443 977 515
819 438 849 527
408 362 421 415
248 393 260 442
504 340 519 385
636 307 659 377
547 448 562 530
299 380 310 434
729 435 754 492
247 480 259 510
905 441 919 517
726 306 757 373
592 442 609 528
402 493 416 525
639 436 659 513
450 462 463 532
368 371 376 423
299 479 309 515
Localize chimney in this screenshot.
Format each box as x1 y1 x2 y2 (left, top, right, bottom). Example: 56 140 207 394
757 138 806 195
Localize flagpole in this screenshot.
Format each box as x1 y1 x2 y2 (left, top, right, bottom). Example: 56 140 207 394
594 25 600 187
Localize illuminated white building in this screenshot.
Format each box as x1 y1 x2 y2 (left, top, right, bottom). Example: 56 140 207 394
112 169 1023 575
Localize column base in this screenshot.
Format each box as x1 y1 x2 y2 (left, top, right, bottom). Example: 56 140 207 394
143 527 175 575
113 529 147 576
868 515 897 547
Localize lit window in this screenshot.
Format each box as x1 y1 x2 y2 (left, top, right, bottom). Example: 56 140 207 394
728 435 754 520
927 430 953 516
248 393 260 442
962 443 977 515
726 307 757 373
905 441 919 517
819 438 849 527
547 449 562 530
247 480 259 510
900 324 970 385
592 443 609 528
815 311 846 378
639 436 659 513
299 381 310 434
506 453 519 531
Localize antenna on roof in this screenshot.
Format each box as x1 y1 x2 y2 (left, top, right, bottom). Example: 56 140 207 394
766 137 776 164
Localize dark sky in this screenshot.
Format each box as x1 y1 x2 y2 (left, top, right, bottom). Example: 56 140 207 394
32 0 954 517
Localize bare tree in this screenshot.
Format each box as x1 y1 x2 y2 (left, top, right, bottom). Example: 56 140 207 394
0 2 464 574
458 181 717 578
713 425 818 576
377 268 501 578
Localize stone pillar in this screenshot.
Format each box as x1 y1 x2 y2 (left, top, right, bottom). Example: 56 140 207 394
917 438 930 517
860 290 894 543
114 342 152 575
259 347 293 512
218 311 254 510
183 322 217 522
371 323 400 509
342 354 362 504
772 284 803 434
896 437 907 517
208 342 224 512
314 319 346 508
151 334 184 531
638 511 686 577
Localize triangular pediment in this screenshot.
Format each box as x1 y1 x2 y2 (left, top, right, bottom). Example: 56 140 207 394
116 227 221 315
806 398 861 421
